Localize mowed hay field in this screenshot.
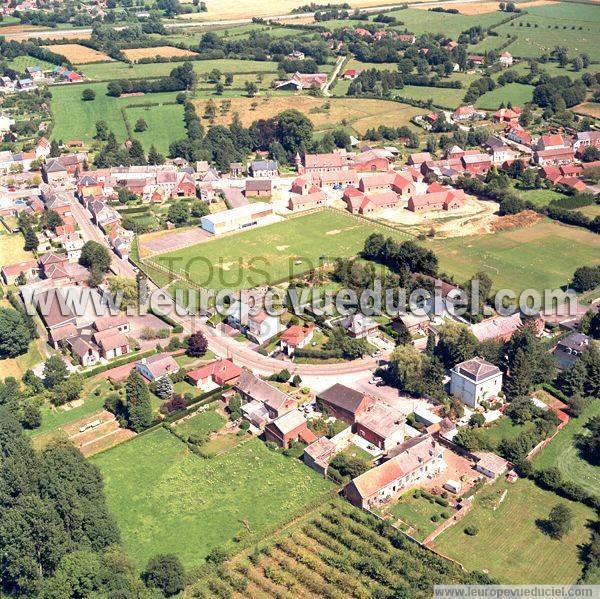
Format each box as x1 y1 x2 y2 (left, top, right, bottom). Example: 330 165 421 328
91 430 332 568
42 43 112 64
149 209 410 290
192 95 422 135
428 219 600 295
434 478 595 584
122 45 199 62
534 401 600 498
414 0 557 16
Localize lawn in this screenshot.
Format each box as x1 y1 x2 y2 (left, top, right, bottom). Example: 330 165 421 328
172 407 226 439
92 431 332 567
517 188 567 207
434 478 596 584
386 490 453 542
475 83 534 110
150 209 409 291
80 58 278 81
49 83 182 145
0 233 33 264
476 416 534 450
534 400 600 498
125 103 186 154
0 337 45 383
191 95 422 135
6 54 55 73
427 219 600 296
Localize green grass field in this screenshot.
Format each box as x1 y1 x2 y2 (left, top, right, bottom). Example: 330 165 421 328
494 5 600 61
172 407 226 439
475 83 534 110
125 103 186 154
149 209 410 291
92 431 332 567
0 233 33 264
384 8 508 39
80 58 278 81
428 219 600 296
477 417 534 450
398 84 465 109
50 83 182 145
534 400 600 498
434 478 595 584
6 54 55 73
517 188 567 207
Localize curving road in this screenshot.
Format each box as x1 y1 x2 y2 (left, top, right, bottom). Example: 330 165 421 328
66 193 387 377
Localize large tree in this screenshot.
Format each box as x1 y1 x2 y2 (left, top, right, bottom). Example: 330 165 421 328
0 308 31 358
544 503 574 540
80 241 111 286
143 554 185 596
42 355 69 390
125 370 153 432
187 331 208 357
276 109 314 157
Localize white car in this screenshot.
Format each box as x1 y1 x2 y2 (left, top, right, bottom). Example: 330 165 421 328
369 376 383 385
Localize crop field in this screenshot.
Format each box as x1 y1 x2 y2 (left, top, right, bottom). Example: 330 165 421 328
125 103 186 154
534 400 600 498
42 43 112 64
493 5 600 61
149 209 409 291
49 83 182 145
428 219 600 296
122 45 199 62
419 1 557 16
80 58 278 81
475 83 535 110
574 103 600 119
91 430 332 567
190 500 479 597
434 478 595 584
192 95 422 135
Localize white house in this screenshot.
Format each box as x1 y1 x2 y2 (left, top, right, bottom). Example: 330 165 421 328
226 299 283 345
499 52 513 67
450 357 502 408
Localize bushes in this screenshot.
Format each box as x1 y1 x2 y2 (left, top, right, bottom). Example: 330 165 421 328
464 525 479 536
532 467 600 511
149 307 184 333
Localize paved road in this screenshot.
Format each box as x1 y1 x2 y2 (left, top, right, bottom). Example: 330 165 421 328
21 0 483 40
68 193 386 377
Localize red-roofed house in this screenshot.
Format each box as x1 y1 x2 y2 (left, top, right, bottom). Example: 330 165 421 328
534 147 575 166
505 124 532 147
297 152 348 174
453 105 476 121
343 69 358 79
264 409 317 448
536 134 567 151
407 189 464 212
279 324 315 355
187 359 242 388
493 107 521 123
462 152 493 175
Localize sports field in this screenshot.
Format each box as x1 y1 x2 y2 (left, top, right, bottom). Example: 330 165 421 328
91 430 332 567
428 219 600 296
192 95 422 135
148 209 409 291
49 83 182 146
475 83 534 110
534 401 600 498
434 478 595 584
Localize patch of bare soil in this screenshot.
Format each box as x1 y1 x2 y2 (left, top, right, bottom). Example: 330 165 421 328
489 210 541 232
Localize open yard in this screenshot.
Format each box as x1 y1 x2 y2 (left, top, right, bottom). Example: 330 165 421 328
517 188 567 207
149 209 409 291
427 219 600 296
434 478 596 584
172 407 226 440
0 233 33 264
42 43 112 64
122 46 199 62
475 83 535 110
91 430 332 567
192 95 422 135
398 84 466 109
534 400 600 498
